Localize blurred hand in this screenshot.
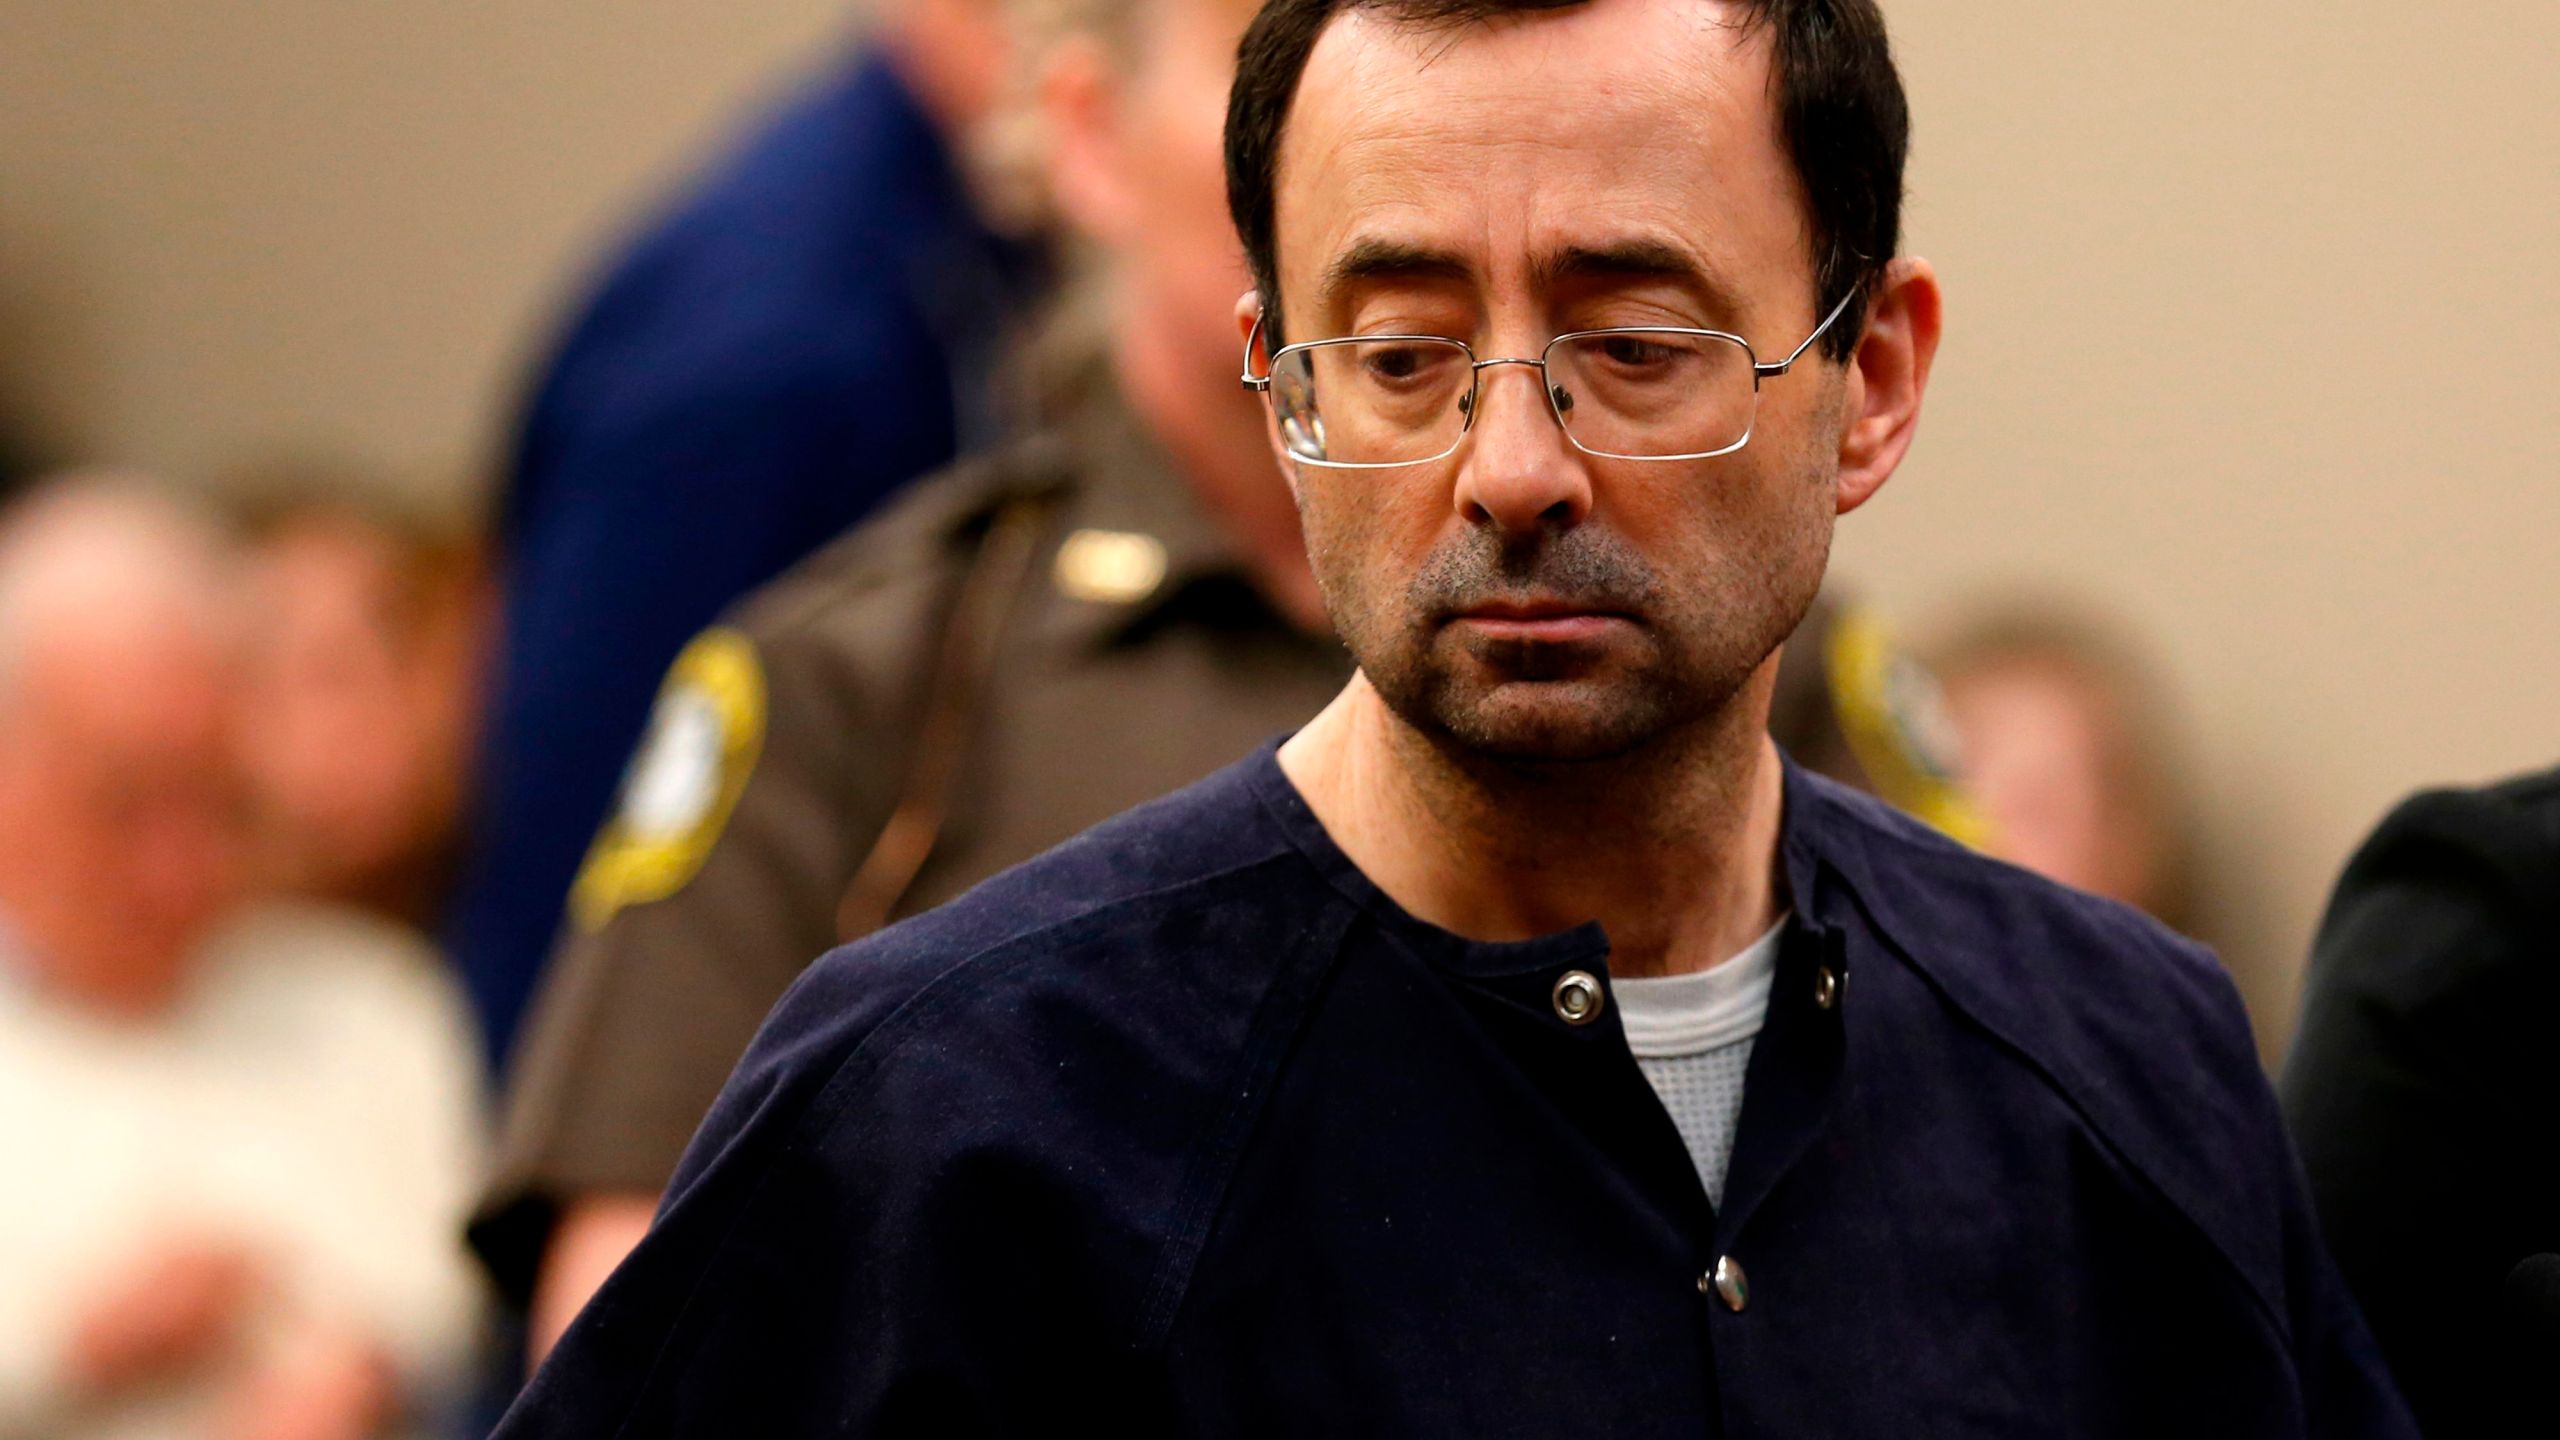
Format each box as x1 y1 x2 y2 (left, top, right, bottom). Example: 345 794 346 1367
61 1236 265 1398
529 1191 658 1367
213 1325 395 1440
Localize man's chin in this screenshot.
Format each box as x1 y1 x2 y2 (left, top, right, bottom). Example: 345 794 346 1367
1415 679 1678 766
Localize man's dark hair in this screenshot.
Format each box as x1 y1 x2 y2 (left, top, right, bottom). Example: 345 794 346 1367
1224 0 1908 360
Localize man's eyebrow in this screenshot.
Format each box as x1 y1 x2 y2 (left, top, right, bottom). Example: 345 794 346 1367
1311 237 1750 325
1318 239 1474 308
1534 240 1739 311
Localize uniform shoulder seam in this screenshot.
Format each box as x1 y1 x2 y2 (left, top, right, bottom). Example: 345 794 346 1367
1837 870 2288 1344
631 847 1317 1385
1133 892 1358 1349
1795 776 2292 1343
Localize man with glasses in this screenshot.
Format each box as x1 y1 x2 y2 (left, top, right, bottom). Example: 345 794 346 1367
496 2 2411 1434
474 0 1970 1387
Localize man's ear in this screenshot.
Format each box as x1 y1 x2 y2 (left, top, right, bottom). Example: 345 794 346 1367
1236 289 1303 497
1235 288 1272 376
1834 256 1942 516
1039 34 1133 244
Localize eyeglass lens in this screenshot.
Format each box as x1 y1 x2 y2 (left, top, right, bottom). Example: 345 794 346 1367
1266 332 1759 466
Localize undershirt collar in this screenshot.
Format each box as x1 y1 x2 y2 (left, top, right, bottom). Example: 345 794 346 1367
1611 915 1788 1058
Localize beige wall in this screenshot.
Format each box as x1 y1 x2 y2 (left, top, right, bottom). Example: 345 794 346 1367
0 0 854 490
1 1 2552 1060
1847 0 2560 1058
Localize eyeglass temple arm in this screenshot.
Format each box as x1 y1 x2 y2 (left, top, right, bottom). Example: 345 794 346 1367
1754 286 1864 379
1240 313 1273 392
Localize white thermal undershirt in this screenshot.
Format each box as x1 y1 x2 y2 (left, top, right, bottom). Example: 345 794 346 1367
1611 917 1786 1210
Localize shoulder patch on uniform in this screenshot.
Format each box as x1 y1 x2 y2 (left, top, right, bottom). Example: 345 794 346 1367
1823 605 1995 851
569 627 768 932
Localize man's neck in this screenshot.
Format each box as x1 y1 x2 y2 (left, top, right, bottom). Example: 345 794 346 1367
1277 667 1788 980
878 0 1009 138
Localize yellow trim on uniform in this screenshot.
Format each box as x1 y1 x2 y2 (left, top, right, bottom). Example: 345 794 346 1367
569 627 769 932
1823 606 1996 851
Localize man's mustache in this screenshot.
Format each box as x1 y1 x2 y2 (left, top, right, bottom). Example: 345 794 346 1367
1408 526 1663 620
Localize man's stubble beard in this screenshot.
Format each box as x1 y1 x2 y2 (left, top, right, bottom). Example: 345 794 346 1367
1300 459 1834 770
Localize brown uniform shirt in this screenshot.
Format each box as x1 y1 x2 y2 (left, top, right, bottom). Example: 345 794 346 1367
470 386 1977 1300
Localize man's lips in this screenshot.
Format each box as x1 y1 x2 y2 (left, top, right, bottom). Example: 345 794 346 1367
1448 600 1633 643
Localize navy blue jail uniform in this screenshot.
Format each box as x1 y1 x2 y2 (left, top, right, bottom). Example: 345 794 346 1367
498 744 2414 1437
452 49 1041 1068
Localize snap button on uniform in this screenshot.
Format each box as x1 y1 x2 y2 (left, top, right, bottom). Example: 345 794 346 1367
1814 965 1842 1010
1710 1255 1749 1312
1551 970 1605 1026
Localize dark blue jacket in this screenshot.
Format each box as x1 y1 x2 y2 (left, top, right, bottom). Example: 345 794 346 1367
453 50 1039 1067
500 745 2413 1437
2282 766 2560 1436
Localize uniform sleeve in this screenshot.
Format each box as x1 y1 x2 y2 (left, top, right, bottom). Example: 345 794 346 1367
2280 788 2560 1436
468 614 918 1305
2159 927 2421 1438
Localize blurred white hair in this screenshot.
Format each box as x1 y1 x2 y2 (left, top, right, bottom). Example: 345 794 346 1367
0 472 244 703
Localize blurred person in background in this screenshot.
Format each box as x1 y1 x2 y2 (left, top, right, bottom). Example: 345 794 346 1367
0 433 32 507
1925 598 2199 931
233 471 492 929
2281 766 2560 1439
471 0 1979 1369
474 0 1341 1362
0 477 486 1440
453 0 1049 1072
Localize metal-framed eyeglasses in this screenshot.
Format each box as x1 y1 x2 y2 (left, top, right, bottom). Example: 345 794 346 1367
1240 288 1859 469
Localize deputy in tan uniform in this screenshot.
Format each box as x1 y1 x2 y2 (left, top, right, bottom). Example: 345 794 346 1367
469 0 1981 1362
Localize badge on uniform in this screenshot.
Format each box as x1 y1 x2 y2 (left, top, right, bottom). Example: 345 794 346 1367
569 627 768 931
1051 528 1167 606
1823 605 1995 851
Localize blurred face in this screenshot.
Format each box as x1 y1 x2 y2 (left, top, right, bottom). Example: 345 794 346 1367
1258 0 1846 762
1942 660 2162 911
1120 0 1263 385
1049 0 1265 406
0 621 246 1014
237 519 478 897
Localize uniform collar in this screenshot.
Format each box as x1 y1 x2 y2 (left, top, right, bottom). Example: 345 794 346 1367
1776 751 1855 958
1245 738 1860 984
1773 755 1971 990
1243 737 1865 1238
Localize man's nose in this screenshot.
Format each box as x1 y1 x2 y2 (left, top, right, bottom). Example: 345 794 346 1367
1451 361 1593 535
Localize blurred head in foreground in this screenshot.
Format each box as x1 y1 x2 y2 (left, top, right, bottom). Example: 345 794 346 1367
0 476 250 1016
1024 0 1323 623
231 470 491 923
1927 599 2197 932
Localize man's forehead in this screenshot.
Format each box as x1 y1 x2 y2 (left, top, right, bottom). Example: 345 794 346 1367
1273 0 1802 301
